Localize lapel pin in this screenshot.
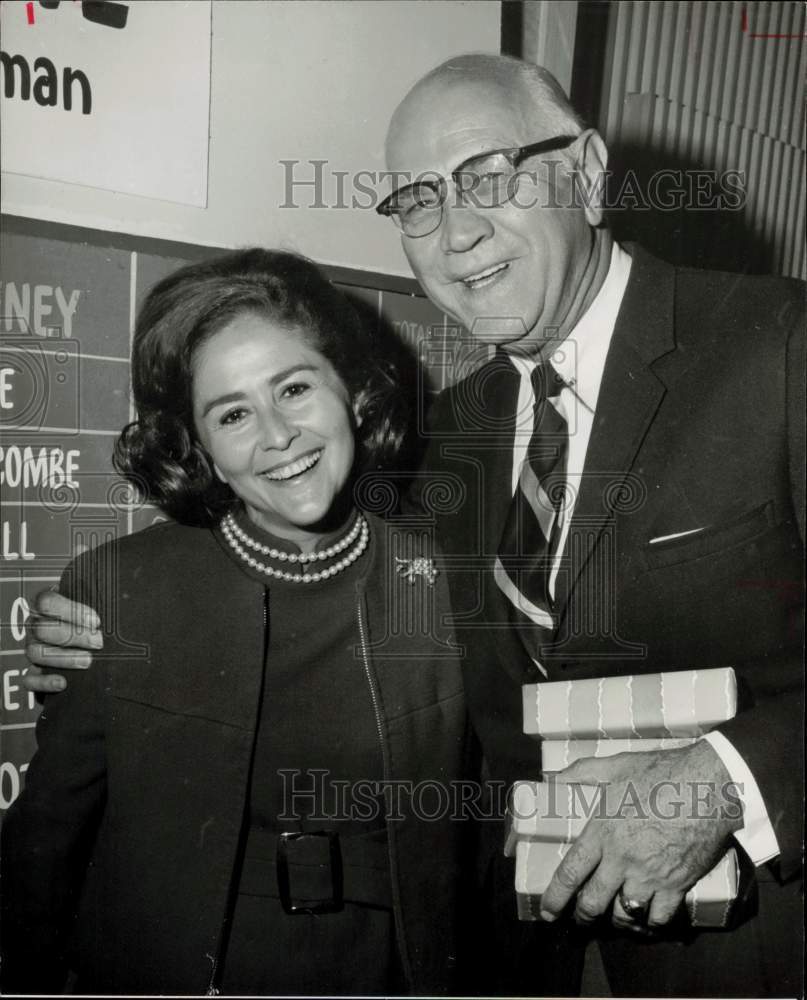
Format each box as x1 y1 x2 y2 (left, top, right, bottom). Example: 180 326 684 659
395 557 438 586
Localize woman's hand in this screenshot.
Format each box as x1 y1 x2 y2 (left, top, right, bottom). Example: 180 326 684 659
23 591 103 694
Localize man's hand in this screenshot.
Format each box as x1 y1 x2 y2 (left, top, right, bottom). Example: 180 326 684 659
539 742 744 930
23 590 103 693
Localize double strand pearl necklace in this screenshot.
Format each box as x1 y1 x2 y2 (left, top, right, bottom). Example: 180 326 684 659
220 510 369 583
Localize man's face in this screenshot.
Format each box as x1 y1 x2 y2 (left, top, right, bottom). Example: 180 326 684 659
385 77 602 351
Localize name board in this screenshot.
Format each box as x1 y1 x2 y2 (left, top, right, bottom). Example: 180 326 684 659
0 0 211 206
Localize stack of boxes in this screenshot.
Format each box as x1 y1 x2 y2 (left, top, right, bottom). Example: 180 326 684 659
506 667 742 927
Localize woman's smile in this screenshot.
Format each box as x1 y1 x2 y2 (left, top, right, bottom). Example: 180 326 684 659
260 447 323 482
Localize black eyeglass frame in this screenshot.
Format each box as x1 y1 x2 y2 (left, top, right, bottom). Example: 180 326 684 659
376 133 580 235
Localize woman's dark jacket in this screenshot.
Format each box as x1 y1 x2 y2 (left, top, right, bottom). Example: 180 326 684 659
1 514 468 995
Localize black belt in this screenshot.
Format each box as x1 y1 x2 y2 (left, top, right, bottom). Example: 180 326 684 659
238 827 393 914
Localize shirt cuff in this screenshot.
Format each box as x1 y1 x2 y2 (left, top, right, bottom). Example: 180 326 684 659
701 731 780 865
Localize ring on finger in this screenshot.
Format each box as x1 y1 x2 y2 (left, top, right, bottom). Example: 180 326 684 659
618 889 650 922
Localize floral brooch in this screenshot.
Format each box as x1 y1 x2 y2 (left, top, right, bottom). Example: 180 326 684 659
395 556 438 586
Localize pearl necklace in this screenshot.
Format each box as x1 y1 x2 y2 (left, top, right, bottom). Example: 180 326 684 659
220 511 369 583
225 509 363 563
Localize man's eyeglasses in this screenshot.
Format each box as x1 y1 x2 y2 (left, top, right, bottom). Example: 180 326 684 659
376 134 579 238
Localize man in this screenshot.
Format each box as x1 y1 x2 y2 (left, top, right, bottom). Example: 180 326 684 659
23 55 804 997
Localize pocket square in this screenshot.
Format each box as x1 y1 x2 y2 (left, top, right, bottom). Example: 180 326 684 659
648 527 707 545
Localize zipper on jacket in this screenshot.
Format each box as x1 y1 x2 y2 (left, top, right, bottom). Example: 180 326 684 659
355 591 414 988
206 589 270 996
356 597 390 780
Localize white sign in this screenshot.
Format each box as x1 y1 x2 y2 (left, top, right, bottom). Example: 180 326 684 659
0 0 211 206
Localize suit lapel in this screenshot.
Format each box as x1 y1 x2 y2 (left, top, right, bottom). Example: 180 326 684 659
553 248 678 627
480 352 522 555
443 350 521 553
441 352 536 683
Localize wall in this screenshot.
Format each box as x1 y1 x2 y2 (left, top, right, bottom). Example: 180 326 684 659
1 0 501 277
598 0 805 278
521 0 578 94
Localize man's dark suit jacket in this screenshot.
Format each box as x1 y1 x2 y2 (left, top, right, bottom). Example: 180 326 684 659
413 246 804 997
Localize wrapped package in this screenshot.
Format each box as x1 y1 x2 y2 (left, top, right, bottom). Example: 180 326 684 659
515 839 740 928
504 780 601 857
523 667 737 740
541 736 696 772
685 847 741 927
515 839 570 920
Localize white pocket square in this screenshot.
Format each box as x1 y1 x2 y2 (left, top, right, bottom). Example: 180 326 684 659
648 527 707 545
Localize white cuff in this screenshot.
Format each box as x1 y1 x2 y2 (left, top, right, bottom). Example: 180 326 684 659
701 731 780 865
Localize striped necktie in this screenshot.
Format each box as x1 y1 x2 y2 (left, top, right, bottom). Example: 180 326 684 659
495 362 568 664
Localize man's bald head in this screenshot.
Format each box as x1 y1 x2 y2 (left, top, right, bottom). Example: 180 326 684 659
386 53 583 160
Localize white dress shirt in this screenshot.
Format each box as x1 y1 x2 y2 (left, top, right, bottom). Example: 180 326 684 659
504 241 779 866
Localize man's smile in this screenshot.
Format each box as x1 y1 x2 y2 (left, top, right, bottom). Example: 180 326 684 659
461 261 510 289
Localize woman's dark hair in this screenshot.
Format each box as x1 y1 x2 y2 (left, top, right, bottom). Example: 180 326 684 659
114 248 410 526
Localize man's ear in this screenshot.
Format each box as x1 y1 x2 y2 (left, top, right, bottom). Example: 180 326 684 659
574 129 609 228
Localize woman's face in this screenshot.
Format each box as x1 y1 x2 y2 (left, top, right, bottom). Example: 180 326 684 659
192 312 357 547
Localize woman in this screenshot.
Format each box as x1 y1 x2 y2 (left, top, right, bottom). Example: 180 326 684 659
1 249 468 996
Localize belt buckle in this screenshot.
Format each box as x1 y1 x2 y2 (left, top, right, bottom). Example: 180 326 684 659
276 831 344 915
